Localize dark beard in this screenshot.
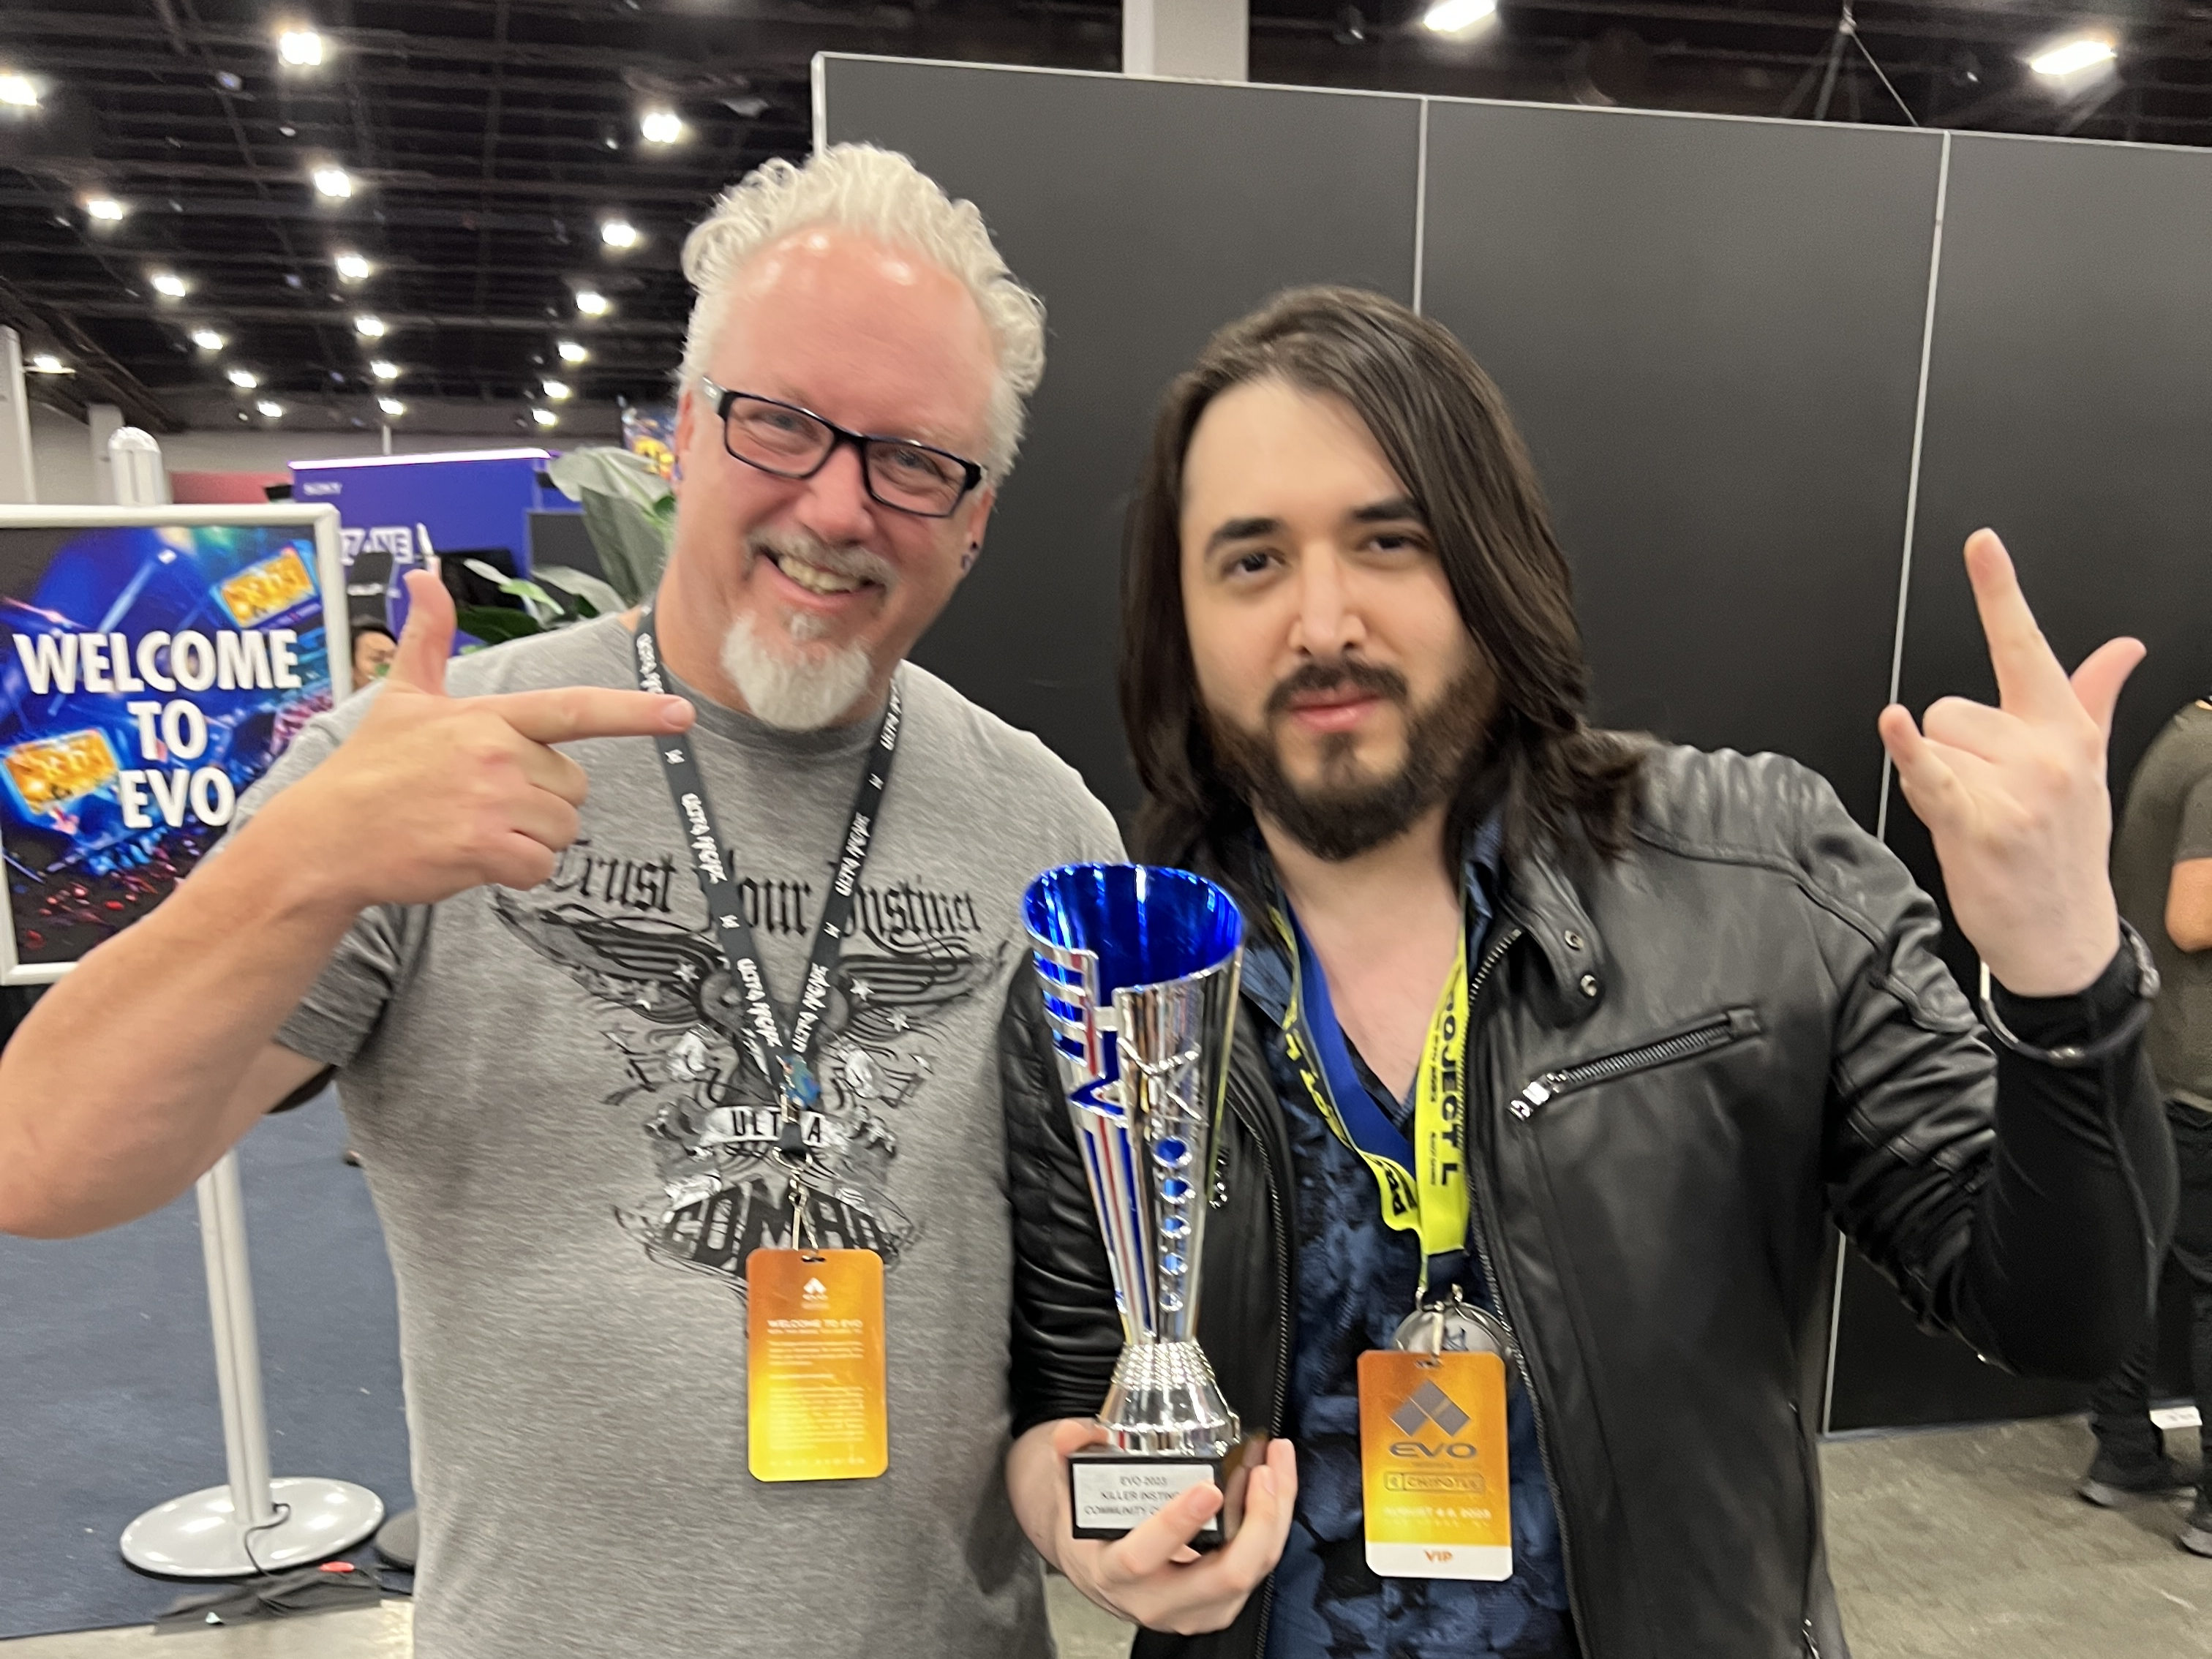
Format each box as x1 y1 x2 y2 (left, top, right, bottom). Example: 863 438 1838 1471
1206 657 1491 862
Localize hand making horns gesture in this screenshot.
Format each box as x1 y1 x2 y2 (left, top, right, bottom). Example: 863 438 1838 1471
1877 529 2145 998
257 568 694 911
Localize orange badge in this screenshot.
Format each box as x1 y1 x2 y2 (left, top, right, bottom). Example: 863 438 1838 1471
1357 1348 1512 1579
746 1247 889 1483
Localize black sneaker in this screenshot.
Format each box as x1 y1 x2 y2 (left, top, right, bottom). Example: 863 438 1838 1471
2180 1494 2212 1558
2080 1448 2196 1508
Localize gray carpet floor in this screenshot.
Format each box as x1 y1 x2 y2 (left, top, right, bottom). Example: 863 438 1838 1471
0 1090 412 1641
9 1415 2211 1656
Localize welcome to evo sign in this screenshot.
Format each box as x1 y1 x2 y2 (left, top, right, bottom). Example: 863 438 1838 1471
12 626 307 828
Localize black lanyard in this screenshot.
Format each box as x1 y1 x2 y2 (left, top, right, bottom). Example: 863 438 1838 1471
633 606 900 1159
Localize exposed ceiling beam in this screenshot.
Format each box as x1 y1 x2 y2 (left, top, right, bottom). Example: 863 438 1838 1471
20 298 685 335
0 277 183 432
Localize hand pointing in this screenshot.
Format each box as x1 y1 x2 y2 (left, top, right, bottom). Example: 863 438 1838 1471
257 570 693 911
1878 529 2143 997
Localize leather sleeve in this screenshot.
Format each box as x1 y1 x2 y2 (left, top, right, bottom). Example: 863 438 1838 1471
999 969 1125 1437
1812 783 2177 1382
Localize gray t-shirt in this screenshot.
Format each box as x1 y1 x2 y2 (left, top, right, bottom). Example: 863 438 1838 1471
2112 699 2212 1109
240 615 1121 1658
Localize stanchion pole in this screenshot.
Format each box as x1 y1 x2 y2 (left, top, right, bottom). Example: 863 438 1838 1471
109 427 383 1576
202 1154 277 1533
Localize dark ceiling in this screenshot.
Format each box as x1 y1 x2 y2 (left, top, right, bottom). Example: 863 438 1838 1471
0 0 2202 439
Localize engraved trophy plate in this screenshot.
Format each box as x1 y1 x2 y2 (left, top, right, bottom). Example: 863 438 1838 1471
1025 863 1257 1543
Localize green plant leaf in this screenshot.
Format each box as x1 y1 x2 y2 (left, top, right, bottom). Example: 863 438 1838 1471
546 446 669 514
533 565 625 619
455 604 545 644
576 487 673 606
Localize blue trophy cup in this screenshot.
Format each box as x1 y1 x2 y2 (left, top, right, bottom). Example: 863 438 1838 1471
1025 863 1260 1543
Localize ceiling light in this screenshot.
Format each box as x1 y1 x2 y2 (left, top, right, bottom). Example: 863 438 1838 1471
353 314 385 338
600 219 639 249
531 407 559 427
556 339 588 363
574 290 609 316
543 379 573 400
27 353 70 375
377 396 405 417
334 249 372 282
151 271 189 298
84 195 127 222
369 358 400 380
2028 33 2117 78
639 108 684 144
312 165 353 199
190 328 226 351
0 74 38 110
276 29 325 67
256 399 285 418
1422 0 1496 31
227 367 259 388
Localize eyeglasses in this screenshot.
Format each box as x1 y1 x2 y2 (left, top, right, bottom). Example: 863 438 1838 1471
698 379 985 519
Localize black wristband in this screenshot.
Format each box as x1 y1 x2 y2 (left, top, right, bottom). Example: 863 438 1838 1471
1978 923 2159 1069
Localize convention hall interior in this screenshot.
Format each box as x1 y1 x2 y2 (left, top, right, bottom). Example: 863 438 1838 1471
3 0 2212 1655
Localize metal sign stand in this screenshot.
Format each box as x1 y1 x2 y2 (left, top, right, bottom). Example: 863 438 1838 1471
97 428 384 1577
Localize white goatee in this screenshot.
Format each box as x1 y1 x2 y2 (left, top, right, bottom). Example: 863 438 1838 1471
719 611 875 731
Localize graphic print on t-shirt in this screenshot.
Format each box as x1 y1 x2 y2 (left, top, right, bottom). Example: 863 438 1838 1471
491 840 1000 1302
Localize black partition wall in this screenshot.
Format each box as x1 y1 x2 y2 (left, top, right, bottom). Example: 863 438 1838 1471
818 56 2212 1431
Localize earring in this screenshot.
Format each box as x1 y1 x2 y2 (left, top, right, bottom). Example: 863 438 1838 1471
960 546 977 573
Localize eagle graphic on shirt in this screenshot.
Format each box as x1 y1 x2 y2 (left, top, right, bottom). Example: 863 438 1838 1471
489 888 1001 1299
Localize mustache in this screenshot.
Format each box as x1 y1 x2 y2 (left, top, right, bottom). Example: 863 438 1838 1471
1264 658 1410 721
746 527 898 588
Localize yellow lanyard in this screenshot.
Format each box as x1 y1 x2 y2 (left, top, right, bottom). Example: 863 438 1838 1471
1274 908 1472 1292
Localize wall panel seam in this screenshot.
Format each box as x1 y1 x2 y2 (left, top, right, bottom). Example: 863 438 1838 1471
1874 129 1953 849
1829 126 1952 1439
1412 99 1431 315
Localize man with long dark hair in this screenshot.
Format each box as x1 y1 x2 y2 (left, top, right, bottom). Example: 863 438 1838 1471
1000 287 2174 1658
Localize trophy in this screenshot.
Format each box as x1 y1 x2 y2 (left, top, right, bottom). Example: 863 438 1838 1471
1024 862 1258 1543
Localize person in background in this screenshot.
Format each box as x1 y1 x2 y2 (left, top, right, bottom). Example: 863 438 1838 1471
350 623 397 687
2081 693 2212 1554
1001 286 2173 1657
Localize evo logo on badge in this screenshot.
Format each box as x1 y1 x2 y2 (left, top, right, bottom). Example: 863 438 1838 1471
1389 1379 1473 1453
802 1277 829 1304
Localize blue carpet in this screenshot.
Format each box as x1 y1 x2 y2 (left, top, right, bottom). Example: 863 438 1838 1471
0 1088 413 1638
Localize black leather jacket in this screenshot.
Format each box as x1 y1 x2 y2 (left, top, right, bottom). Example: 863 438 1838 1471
1001 746 2174 1659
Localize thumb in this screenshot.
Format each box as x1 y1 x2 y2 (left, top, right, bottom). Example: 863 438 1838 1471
2070 636 2147 741
1052 1418 1110 1460
385 569 454 696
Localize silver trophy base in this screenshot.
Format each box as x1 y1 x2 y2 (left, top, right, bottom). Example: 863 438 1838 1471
1098 1340 1239 1456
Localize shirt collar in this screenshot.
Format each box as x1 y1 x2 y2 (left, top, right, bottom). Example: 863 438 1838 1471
1241 803 1507 1029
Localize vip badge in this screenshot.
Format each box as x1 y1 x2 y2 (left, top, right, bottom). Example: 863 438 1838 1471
1357 1349 1513 1579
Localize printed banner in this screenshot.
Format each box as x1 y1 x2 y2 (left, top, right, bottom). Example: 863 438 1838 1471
0 520 336 969
623 403 677 481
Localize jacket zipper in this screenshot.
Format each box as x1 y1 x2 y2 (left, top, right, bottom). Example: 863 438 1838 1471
1456 926 1595 1649
1509 1009 1760 1121
1792 1401 1823 1659
1489 1001 1759 1655
1222 1064 1293 1649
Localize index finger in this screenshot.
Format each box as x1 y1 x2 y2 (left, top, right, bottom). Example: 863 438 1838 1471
481 685 695 745
1963 529 2074 719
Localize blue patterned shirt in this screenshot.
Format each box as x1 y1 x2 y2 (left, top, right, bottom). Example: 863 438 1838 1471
1249 825 1573 1659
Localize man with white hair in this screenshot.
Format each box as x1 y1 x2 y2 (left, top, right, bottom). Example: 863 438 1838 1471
0 146 1119 1658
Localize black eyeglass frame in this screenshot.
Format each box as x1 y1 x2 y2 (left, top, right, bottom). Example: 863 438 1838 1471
697 377 987 519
